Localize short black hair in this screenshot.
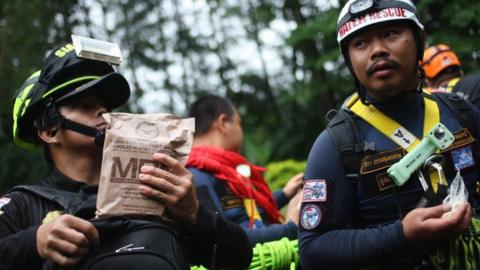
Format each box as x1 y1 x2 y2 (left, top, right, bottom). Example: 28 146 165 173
188 94 236 136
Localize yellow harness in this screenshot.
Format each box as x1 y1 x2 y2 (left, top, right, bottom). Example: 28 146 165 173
345 93 444 191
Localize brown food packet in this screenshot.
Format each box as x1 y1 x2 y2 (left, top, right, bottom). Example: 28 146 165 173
96 113 195 218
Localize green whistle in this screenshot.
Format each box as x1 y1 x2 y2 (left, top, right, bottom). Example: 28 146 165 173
387 123 455 186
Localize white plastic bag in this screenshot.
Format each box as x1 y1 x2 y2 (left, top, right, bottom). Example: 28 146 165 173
442 169 468 218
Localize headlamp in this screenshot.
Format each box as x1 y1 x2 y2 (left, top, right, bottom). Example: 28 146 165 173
71 34 122 65
349 0 375 15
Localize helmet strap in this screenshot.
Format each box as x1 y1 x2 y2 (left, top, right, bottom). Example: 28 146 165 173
60 118 105 146
34 98 105 146
417 67 425 94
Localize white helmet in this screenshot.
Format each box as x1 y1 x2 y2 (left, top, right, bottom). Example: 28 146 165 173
336 0 426 104
337 0 424 45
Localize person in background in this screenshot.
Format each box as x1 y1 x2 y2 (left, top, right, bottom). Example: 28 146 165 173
186 94 303 246
422 43 480 108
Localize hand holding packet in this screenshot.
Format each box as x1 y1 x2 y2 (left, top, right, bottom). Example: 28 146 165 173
96 113 194 218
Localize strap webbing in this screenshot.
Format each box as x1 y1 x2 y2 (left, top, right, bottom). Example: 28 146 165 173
348 94 443 192
349 95 440 152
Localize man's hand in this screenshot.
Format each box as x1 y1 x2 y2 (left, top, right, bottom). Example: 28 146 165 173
36 214 99 267
402 203 472 242
282 173 304 199
139 153 199 225
284 191 302 225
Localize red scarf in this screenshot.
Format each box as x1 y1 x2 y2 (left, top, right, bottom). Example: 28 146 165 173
186 146 282 224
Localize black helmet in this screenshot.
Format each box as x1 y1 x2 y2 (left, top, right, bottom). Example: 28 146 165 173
12 43 130 149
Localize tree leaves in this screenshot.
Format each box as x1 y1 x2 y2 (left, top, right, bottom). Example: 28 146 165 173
1 0 480 193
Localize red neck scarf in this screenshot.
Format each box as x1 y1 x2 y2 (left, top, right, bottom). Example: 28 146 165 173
186 146 281 224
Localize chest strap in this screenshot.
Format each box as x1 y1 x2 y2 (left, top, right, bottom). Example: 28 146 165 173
347 93 444 192
348 94 439 152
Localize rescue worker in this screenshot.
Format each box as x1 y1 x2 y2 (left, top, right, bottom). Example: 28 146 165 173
186 94 303 245
0 43 252 269
422 44 463 92
299 0 480 269
422 44 480 108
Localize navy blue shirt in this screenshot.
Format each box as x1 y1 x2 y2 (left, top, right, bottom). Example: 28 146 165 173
299 93 480 269
189 167 297 246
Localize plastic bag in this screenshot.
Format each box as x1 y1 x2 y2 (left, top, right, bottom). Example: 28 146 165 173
442 169 469 218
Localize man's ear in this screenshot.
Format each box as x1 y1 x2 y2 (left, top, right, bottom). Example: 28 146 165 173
215 113 230 134
37 128 60 144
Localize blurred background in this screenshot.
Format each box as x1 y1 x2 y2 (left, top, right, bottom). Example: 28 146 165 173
1 0 479 193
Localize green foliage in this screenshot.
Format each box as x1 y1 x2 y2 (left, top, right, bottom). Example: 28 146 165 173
0 0 78 193
418 1 480 73
264 159 306 191
1 0 480 191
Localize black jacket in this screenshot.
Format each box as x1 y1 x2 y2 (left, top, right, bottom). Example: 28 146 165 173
0 169 252 269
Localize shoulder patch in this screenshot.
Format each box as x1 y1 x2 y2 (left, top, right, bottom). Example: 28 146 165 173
0 197 11 209
300 204 322 230
302 179 327 202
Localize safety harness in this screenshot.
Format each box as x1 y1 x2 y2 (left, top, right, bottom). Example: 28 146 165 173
328 92 477 187
327 91 480 270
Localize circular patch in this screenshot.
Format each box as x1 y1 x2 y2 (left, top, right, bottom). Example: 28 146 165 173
300 204 322 230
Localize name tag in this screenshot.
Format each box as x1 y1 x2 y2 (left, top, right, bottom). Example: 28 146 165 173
360 148 405 195
361 148 405 174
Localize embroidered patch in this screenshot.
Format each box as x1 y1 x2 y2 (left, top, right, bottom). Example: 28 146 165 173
451 145 475 170
376 172 396 191
446 129 474 150
360 148 404 174
300 204 322 230
0 197 11 209
220 195 243 210
302 180 327 202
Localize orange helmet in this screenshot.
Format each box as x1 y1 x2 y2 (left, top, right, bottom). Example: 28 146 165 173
421 44 461 79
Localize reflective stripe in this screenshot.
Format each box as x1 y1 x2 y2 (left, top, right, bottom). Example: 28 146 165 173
42 75 100 98
12 70 40 150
